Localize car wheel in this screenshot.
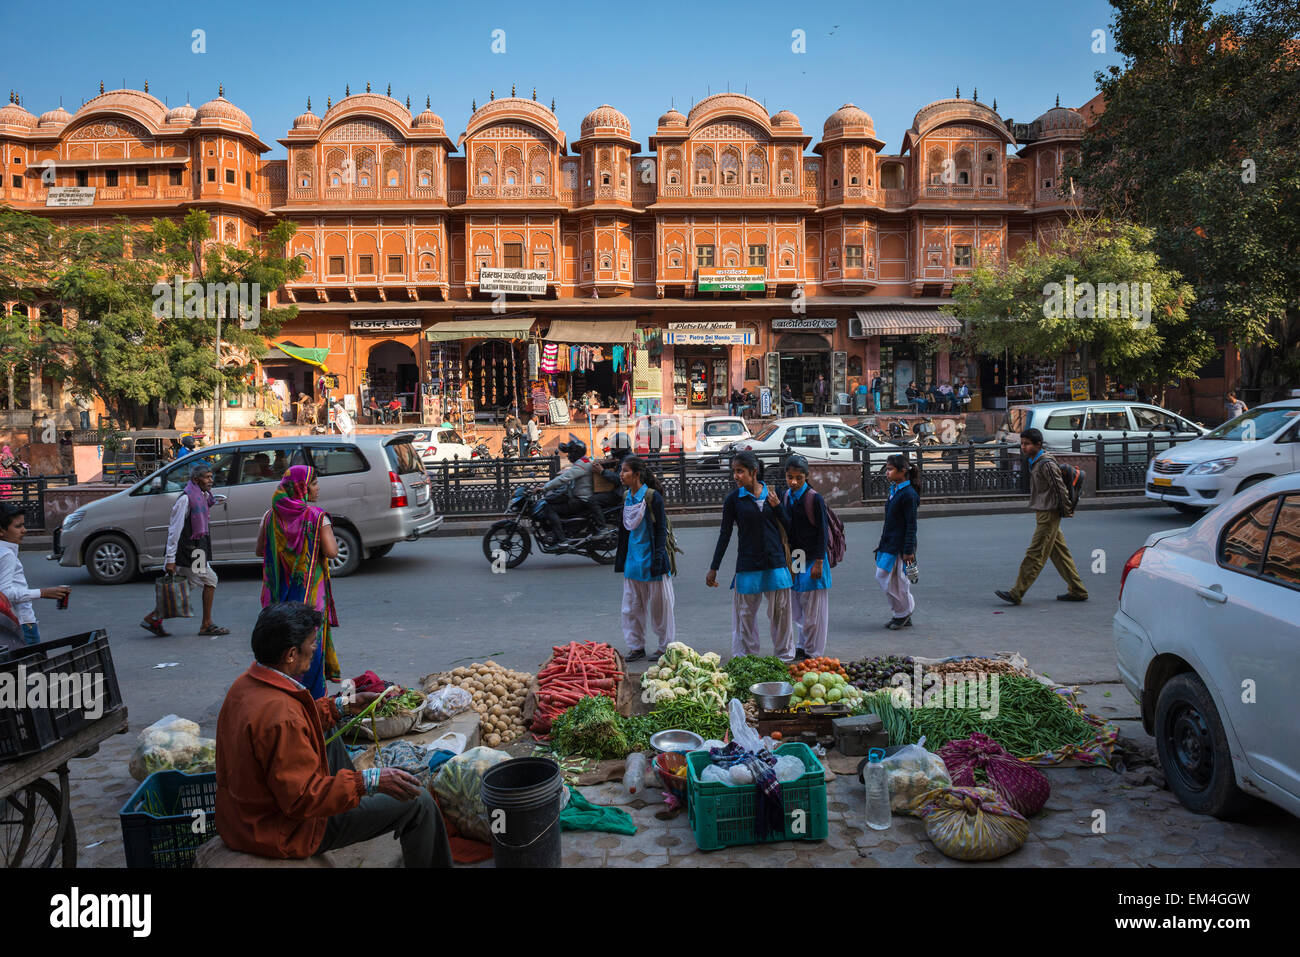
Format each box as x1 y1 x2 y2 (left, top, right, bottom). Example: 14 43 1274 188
85 534 137 585
1154 672 1252 819
328 526 362 578
1234 476 1268 495
368 543 394 560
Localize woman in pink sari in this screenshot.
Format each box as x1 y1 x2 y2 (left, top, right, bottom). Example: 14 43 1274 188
255 465 340 698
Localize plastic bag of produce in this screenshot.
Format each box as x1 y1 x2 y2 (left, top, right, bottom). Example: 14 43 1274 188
914 786 1029 861
424 685 474 722
773 754 805 783
128 714 215 782
431 746 512 842
938 733 1051 817
728 698 764 753
877 740 951 814
700 764 735 786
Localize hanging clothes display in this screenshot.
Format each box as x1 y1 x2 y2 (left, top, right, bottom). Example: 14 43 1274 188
529 341 540 378
541 342 559 374
612 344 627 373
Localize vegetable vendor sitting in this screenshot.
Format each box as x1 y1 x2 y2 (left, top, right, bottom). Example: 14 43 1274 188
215 602 452 866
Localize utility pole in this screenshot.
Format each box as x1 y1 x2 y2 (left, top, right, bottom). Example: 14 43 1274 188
214 304 223 445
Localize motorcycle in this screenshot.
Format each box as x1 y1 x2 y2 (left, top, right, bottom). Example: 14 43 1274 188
913 417 942 447
888 420 919 446
481 486 621 568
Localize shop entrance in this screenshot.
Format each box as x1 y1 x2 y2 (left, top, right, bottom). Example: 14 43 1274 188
878 339 934 410
466 340 527 414
366 340 420 415
674 349 729 410
777 333 831 411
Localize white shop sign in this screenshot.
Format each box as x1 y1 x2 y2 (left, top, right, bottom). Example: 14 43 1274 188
478 267 548 295
46 186 96 207
667 320 735 329
771 317 838 330
663 329 754 346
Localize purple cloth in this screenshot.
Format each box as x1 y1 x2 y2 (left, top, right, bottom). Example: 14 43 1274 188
182 480 213 537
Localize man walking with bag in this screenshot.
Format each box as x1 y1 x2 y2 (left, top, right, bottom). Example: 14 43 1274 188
141 462 230 636
996 428 1087 606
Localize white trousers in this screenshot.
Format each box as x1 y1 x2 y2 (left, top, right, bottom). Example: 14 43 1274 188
792 589 830 657
622 577 676 655
875 562 915 619
731 589 795 661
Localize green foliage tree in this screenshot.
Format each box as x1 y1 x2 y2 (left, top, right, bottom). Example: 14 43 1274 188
1074 0 1300 399
945 217 1207 395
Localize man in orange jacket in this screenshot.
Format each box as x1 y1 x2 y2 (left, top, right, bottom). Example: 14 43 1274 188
215 602 451 866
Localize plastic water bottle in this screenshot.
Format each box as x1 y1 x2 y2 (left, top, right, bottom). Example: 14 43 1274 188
864 748 891 830
623 752 647 794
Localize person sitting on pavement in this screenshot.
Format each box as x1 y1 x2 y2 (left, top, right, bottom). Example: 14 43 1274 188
539 437 601 541
215 602 452 866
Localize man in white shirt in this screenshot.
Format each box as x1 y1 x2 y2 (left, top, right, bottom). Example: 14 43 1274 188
141 463 227 637
525 412 541 454
0 504 69 647
333 401 355 442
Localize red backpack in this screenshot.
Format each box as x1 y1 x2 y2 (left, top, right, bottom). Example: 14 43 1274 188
790 488 847 568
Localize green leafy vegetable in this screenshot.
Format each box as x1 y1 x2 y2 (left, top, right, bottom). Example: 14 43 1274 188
722 655 791 702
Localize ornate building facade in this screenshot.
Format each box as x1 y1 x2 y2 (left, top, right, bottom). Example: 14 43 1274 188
1 85 1091 427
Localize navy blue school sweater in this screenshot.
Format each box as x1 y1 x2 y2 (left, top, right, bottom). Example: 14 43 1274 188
710 487 790 573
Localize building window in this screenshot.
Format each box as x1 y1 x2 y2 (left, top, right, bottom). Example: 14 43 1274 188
481 174 491 185
299 175 310 188
954 245 973 268
106 169 119 187
748 245 767 267
849 175 858 186
985 152 996 163
984 174 995 186
331 174 341 187
421 255 434 270
136 168 149 186
225 169 235 185
845 245 864 268
831 178 839 188
328 256 345 275
419 173 430 187
781 171 792 184
506 172 517 186
207 169 216 183
601 173 610 186
11 175 21 189
669 255 681 268
170 168 183 186
957 171 970 185
667 171 679 185
503 243 524 268
358 255 373 274
696 245 715 268
75 169 88 187
387 255 403 273
534 172 544 185
245 171 252 189
1042 178 1054 190
388 171 399 187
359 173 370 187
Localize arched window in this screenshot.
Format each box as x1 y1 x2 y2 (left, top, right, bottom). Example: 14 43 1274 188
954 149 972 186
747 148 766 186
694 148 714 185
720 148 740 185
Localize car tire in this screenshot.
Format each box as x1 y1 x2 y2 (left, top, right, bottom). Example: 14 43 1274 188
328 526 363 578
84 533 137 586
1234 476 1269 495
367 543 394 560
1154 672 1252 819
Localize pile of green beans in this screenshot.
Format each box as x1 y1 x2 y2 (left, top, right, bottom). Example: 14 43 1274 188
907 677 1096 755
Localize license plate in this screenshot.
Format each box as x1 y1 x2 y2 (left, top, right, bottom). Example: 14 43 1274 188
1153 477 1173 487
414 483 429 504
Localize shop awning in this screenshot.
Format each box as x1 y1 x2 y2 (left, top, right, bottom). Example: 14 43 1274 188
424 316 536 342
267 344 331 370
544 319 637 344
851 309 965 337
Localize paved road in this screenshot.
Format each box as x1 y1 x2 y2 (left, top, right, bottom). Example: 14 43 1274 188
29 505 1189 726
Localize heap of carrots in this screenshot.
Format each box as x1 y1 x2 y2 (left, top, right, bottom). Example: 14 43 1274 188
531 641 624 734
788 656 849 681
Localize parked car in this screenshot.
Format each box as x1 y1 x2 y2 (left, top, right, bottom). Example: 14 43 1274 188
1145 400 1300 515
633 414 683 455
414 427 478 465
723 417 895 465
53 434 441 584
694 416 752 454
1000 401 1206 453
1114 472 1300 820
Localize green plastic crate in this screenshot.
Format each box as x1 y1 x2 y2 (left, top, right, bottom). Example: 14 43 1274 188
119 771 217 868
686 742 828 850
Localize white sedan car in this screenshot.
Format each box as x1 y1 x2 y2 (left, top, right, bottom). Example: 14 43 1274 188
725 417 895 464
1114 472 1300 819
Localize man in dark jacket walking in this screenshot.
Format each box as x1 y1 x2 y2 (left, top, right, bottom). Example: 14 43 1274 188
996 428 1087 605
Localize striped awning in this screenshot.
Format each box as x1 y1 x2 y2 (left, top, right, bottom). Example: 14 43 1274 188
852 309 965 337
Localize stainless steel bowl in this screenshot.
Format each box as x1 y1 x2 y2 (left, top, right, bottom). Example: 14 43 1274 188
750 681 794 710
649 729 704 754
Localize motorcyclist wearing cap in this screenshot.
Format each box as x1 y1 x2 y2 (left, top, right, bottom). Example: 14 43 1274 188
539 437 601 543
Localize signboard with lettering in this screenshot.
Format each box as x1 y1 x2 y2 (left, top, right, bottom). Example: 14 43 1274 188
46 186 96 207
772 317 837 330
667 320 735 329
1069 376 1089 401
663 329 754 346
478 267 548 295
697 266 766 292
349 317 422 332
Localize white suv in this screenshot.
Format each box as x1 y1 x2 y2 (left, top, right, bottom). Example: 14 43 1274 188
1145 401 1300 514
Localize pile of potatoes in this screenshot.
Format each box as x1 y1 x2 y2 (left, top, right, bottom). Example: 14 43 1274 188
438 661 532 748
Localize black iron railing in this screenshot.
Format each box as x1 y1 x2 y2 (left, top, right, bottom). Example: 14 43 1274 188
1070 432 1198 490
427 456 560 515
860 443 1023 500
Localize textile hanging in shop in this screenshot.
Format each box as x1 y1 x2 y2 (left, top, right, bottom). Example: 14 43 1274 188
612 344 626 372
529 342 540 378
541 342 559 374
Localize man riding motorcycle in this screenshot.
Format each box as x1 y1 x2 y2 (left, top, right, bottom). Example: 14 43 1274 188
538 437 604 543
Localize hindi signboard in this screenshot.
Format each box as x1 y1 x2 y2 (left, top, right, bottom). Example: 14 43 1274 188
772 317 837 330
46 187 96 207
1069 376 1089 401
477 267 548 295
697 266 765 292
349 317 422 332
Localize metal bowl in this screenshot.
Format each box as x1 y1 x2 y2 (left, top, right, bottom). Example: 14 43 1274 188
649 729 704 754
750 681 795 711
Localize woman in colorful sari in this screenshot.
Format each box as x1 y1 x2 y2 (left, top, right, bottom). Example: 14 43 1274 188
255 465 340 698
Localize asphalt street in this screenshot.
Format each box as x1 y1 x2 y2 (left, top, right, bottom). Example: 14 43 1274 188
26 505 1191 727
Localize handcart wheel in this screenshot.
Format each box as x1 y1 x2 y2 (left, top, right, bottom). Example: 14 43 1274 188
1 776 77 868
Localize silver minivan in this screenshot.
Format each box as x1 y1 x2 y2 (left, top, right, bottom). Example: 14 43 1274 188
1001 401 1206 454
53 434 441 585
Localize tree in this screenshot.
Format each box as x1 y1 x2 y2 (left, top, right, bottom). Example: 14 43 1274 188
1074 0 1300 399
945 217 1207 395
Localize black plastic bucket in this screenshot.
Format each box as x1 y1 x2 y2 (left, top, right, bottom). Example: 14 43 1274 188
480 757 564 868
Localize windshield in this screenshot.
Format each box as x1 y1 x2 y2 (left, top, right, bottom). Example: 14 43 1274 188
385 440 424 474
753 424 780 442
705 421 746 436
1202 407 1300 441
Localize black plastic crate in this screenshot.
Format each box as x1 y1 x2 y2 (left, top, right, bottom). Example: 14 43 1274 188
0 630 123 761
119 771 218 868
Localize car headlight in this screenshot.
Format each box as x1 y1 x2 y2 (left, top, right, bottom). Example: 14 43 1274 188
1186 457 1237 475
62 509 86 531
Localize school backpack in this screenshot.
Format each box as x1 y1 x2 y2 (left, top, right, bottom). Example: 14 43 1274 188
644 488 684 575
1058 463 1085 516
792 488 847 568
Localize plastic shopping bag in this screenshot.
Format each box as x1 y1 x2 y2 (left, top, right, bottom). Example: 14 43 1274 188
877 739 951 814
425 685 474 722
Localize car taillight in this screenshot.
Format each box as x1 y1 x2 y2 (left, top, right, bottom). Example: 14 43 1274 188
1119 546 1146 601
427 446 436 457
388 470 408 508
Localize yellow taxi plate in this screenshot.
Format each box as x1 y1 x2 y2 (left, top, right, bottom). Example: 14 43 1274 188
1153 477 1173 487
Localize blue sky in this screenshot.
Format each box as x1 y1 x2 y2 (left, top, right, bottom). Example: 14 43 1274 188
7 0 1124 158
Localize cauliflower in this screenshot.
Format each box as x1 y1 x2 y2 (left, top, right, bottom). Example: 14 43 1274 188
700 652 722 667
645 666 660 680
668 677 685 689
666 642 689 654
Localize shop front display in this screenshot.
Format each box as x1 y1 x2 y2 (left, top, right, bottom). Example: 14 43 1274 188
541 318 637 420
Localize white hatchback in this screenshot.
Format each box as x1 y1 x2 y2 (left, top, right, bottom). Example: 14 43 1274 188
1145 401 1300 514
694 416 751 454
1114 472 1300 819
414 427 477 465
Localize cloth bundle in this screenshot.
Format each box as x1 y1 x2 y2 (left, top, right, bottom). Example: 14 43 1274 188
708 742 783 839
915 785 1030 861
938 732 1051 817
